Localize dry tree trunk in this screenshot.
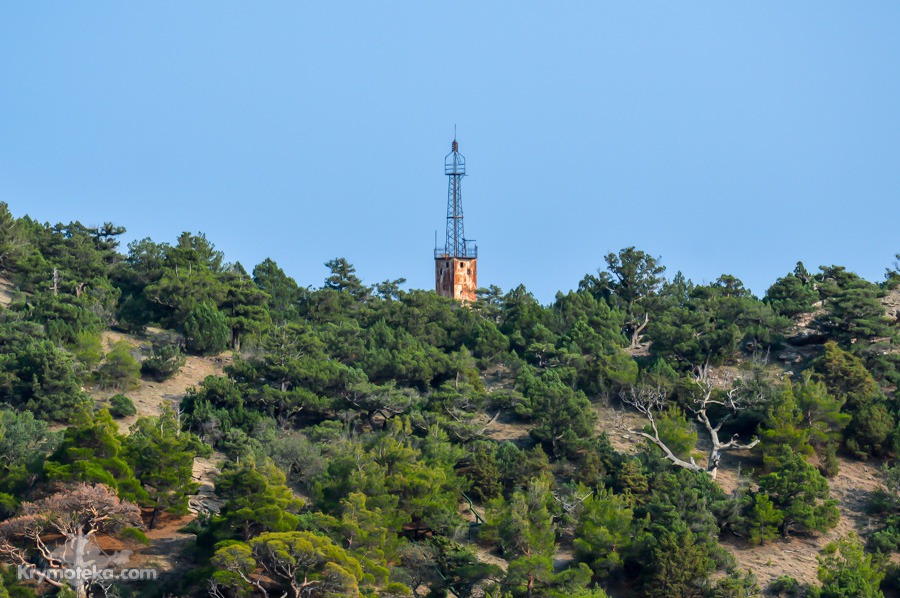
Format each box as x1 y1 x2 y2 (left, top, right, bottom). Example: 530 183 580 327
620 365 763 479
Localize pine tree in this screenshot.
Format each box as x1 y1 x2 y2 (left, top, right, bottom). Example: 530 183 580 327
643 519 714 598
757 382 813 469
0 202 23 272
745 493 784 546
252 257 302 323
573 487 636 577
324 257 369 300
223 275 271 350
213 460 304 541
757 445 839 536
125 405 204 528
210 531 365 598
815 266 894 343
516 370 597 457
95 340 141 390
481 478 556 560
44 409 147 503
816 342 892 458
794 373 850 456
183 301 229 355
764 263 819 317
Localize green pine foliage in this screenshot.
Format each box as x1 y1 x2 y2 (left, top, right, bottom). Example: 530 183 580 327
0 327 89 420
794 373 850 454
757 382 814 469
183 301 230 354
757 445 839 536
642 518 715 598
95 340 141 389
222 271 271 350
764 263 819 317
125 405 205 528
744 493 784 546
481 477 556 560
211 460 304 542
573 487 636 577
515 369 597 457
815 341 894 458
108 394 137 418
0 202 24 273
646 405 697 461
2 204 900 597
815 266 894 343
815 534 885 598
43 409 147 503
140 342 186 381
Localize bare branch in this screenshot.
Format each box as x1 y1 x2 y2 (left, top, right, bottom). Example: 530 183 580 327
0 484 143 598
621 363 768 480
619 385 704 473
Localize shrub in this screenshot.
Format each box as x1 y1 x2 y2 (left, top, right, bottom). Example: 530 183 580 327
109 394 137 418
769 575 802 596
95 341 141 390
744 493 784 546
183 302 229 355
141 343 186 382
817 534 886 597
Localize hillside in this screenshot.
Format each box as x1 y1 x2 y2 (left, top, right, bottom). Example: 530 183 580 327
0 208 898 597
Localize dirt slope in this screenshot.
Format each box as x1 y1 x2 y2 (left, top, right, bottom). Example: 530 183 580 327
95 330 231 432
0 276 15 306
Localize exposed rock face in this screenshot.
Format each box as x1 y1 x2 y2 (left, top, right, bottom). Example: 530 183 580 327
883 288 900 323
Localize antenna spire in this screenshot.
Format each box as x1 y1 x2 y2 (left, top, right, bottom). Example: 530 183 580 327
440 137 470 258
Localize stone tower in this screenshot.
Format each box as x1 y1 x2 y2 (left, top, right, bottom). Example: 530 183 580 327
434 138 477 302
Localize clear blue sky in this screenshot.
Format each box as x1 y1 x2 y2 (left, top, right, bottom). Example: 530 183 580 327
2 3 898 303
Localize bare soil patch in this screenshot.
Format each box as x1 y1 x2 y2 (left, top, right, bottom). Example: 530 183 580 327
483 411 532 445
93 330 231 432
0 276 16 306
594 396 652 454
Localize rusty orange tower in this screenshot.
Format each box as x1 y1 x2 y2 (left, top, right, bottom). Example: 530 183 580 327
435 137 477 302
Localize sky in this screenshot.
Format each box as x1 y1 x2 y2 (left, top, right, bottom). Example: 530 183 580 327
1 3 898 303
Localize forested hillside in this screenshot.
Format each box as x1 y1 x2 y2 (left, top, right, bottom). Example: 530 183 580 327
0 201 898 597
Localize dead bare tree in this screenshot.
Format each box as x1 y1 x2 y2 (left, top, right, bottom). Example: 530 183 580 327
0 484 143 598
552 487 595 520
629 312 650 351
620 384 705 473
620 367 764 479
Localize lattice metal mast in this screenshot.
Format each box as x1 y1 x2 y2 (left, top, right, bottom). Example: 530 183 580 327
441 138 475 258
